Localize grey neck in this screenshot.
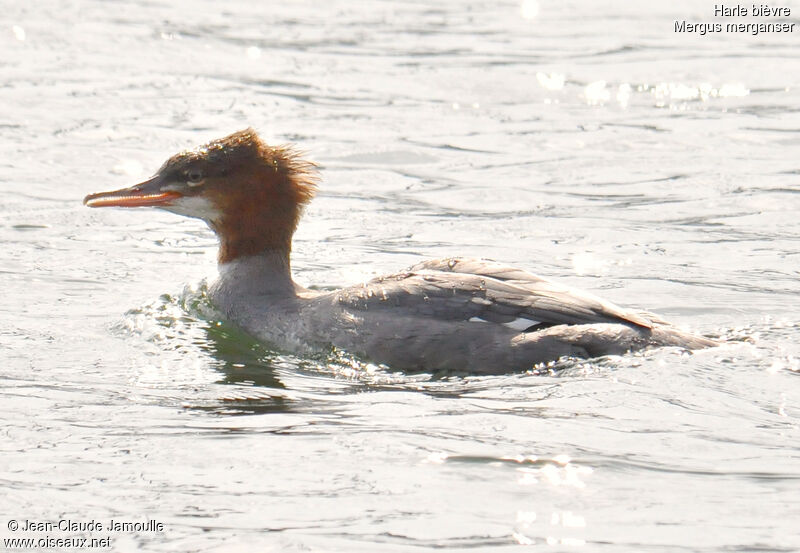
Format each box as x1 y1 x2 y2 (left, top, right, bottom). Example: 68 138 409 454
216 249 296 297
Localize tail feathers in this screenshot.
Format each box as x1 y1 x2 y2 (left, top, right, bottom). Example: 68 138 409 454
649 324 719 349
523 322 719 361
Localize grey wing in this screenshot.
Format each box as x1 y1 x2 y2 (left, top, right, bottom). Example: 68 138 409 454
336 257 653 330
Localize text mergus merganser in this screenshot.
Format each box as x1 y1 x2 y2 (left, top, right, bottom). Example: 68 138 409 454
84 129 717 372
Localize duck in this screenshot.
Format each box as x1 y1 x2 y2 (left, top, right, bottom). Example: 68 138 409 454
84 128 717 373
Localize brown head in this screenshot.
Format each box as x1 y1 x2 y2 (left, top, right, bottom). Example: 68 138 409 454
84 129 318 263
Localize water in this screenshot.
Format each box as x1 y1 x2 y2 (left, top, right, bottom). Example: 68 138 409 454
2 0 799 551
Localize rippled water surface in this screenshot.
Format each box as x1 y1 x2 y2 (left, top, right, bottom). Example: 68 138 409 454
2 1 799 551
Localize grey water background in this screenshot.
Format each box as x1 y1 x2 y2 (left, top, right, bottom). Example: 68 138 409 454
2 0 799 551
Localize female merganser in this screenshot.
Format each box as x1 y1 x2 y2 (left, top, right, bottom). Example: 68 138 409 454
84 129 717 373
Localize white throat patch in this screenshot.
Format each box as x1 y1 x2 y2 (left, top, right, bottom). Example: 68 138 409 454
162 196 221 223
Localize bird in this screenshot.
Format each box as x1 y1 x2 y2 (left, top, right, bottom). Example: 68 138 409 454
84 128 717 373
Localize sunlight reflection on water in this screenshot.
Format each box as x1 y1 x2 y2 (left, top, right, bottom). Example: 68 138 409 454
1 0 799 550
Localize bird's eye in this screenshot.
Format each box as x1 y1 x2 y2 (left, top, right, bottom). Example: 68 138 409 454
186 169 204 186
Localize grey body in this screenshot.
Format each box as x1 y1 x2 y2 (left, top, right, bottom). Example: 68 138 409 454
209 253 715 373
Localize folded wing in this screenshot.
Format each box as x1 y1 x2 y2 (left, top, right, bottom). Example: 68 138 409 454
335 257 653 331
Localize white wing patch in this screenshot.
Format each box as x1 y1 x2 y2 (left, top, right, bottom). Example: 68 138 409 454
469 316 541 331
